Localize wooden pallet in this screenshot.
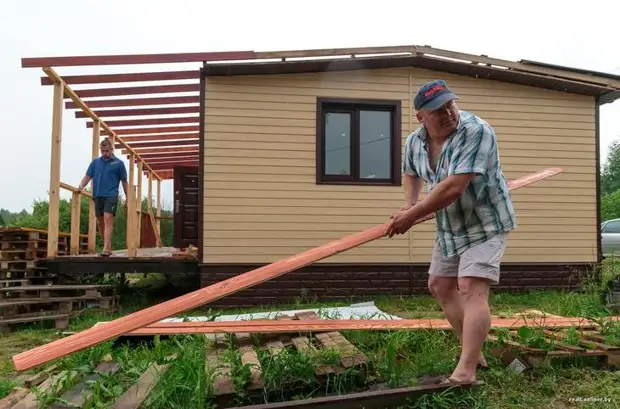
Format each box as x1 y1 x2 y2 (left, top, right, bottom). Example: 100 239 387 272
1 354 174 409
487 310 620 370
205 311 370 401
0 352 477 409
0 284 118 333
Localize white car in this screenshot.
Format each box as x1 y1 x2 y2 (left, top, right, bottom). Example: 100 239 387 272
602 218 620 258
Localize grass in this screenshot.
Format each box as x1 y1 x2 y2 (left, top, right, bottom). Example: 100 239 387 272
1 263 619 408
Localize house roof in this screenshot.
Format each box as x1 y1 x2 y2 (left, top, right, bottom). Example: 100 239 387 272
201 45 620 104
21 45 620 179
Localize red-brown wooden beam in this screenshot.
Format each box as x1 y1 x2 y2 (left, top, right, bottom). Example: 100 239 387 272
149 161 198 170
41 70 199 86
131 152 198 161
23 50 255 67
148 158 198 165
117 139 198 149
69 84 200 99
76 106 199 118
120 133 200 143
113 125 199 136
87 116 199 128
149 170 174 179
70 96 200 110
121 146 199 155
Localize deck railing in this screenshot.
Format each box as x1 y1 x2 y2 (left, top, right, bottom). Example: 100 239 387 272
43 67 163 258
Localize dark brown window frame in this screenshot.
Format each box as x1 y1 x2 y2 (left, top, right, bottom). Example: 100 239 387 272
315 97 402 186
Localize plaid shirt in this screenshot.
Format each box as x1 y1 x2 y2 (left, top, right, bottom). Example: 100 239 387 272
402 110 517 257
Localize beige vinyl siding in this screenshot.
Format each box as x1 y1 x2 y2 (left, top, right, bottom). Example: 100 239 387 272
203 67 597 264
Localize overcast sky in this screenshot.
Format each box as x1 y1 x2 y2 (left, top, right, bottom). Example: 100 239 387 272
1 0 618 212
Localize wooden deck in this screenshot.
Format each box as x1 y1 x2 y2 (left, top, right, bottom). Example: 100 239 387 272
43 246 199 275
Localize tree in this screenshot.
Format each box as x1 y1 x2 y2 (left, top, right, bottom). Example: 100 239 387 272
601 139 620 196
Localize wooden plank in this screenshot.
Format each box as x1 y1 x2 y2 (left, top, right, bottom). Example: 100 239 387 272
0 387 30 409
24 50 255 67
121 133 200 143
46 80 63 258
115 125 199 136
70 84 199 98
11 168 567 372
12 370 78 409
112 362 170 409
49 358 120 408
42 70 199 86
88 115 199 128
235 332 263 390
75 96 199 111
88 122 100 253
70 192 81 255
76 106 199 119
231 381 484 409
118 140 199 150
113 316 604 335
205 334 235 395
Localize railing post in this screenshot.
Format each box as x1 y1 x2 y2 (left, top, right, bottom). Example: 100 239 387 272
156 178 161 242
88 121 100 253
136 161 143 248
70 191 81 255
126 155 136 257
47 80 64 258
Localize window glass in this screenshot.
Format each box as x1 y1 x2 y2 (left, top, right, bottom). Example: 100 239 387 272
359 110 391 179
324 112 351 176
604 220 620 233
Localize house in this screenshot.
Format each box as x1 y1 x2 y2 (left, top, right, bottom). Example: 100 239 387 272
196 45 620 306
21 44 620 307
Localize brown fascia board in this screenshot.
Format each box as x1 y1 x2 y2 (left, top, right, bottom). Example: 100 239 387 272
202 55 616 98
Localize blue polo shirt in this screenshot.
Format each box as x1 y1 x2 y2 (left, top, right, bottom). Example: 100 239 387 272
86 155 128 198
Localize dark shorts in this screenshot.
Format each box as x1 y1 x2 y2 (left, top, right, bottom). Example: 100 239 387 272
94 196 118 217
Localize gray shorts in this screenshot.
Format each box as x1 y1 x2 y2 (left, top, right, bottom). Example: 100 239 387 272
429 233 508 285
94 196 118 217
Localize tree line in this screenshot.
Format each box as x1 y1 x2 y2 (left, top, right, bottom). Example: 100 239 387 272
1 196 173 251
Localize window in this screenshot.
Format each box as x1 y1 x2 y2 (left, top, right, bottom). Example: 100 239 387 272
603 220 620 233
316 98 401 185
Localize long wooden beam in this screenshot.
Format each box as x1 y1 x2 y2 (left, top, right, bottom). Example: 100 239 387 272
133 155 197 163
76 106 199 119
134 152 198 159
41 70 199 86
96 316 606 335
23 50 255 67
121 146 198 155
87 116 199 128
41 68 162 181
10 168 565 372
70 84 199 99
114 125 199 136
120 133 200 143
149 161 198 170
73 96 200 110
148 158 198 165
116 140 198 150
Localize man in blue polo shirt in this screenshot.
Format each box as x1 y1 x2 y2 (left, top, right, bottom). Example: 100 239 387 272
386 80 517 386
77 138 128 256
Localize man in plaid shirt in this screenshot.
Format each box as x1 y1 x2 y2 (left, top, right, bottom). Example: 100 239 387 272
386 79 517 386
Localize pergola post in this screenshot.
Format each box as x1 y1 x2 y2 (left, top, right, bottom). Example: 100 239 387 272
88 121 100 253
136 161 143 248
47 80 64 258
126 155 136 257
156 179 161 239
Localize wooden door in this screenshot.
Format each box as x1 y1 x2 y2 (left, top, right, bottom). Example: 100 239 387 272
173 166 200 249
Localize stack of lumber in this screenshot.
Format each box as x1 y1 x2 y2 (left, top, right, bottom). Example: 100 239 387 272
0 284 119 333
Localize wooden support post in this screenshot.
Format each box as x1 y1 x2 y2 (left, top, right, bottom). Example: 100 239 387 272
47 80 64 258
126 156 136 257
70 192 81 255
136 161 143 248
88 122 100 253
156 179 161 244
146 173 163 247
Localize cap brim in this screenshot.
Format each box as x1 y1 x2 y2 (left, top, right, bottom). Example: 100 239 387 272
422 93 459 110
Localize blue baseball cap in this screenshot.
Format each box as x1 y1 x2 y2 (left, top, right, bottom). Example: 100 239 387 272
413 79 459 111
